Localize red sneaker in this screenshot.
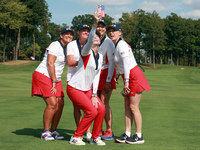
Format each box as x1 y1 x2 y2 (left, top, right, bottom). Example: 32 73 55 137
101 129 114 140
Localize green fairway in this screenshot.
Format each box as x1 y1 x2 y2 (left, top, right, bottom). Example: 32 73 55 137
0 62 199 150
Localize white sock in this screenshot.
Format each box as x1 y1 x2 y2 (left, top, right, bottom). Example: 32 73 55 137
86 133 92 138
136 132 142 138
125 131 131 137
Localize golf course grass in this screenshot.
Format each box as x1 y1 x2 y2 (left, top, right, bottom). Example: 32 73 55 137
0 61 199 150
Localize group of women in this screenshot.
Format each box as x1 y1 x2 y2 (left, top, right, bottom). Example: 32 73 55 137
31 12 150 146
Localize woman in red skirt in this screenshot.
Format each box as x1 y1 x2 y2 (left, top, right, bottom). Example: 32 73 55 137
107 24 151 144
32 27 74 140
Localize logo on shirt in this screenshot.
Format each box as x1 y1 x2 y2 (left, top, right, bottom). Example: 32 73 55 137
121 52 125 55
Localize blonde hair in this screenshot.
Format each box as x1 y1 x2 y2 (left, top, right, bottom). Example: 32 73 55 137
119 31 125 41
120 33 125 41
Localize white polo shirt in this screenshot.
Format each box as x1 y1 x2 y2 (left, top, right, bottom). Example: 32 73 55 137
66 40 82 82
35 40 66 81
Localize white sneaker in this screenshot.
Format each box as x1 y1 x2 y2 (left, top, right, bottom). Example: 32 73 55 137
41 130 54 141
51 130 64 140
90 137 106 146
86 133 92 142
69 136 85 145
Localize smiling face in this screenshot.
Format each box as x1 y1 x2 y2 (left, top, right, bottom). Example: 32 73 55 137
108 28 122 44
78 28 90 41
60 31 73 46
97 22 106 38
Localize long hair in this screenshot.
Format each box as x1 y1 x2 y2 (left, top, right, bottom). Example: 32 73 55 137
120 32 125 41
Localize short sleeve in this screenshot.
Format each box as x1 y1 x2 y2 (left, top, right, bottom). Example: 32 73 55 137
66 42 74 56
47 42 58 56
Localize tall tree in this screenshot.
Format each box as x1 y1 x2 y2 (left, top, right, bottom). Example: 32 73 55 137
20 0 51 60
182 18 196 66
144 11 166 68
119 12 137 56
194 19 200 67
0 0 28 62
133 9 149 64
164 13 185 66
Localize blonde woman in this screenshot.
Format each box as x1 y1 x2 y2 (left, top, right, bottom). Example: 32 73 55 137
107 24 151 144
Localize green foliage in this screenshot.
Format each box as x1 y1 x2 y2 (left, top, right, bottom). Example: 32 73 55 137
26 43 42 59
20 0 51 29
0 0 29 62
104 14 115 25
117 9 200 66
0 0 28 29
47 23 61 41
71 14 94 39
119 9 167 66
119 12 137 46
146 11 166 51
34 28 51 57
0 0 51 62
164 13 185 55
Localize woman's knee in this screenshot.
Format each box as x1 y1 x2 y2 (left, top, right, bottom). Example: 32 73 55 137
57 97 64 108
45 97 59 111
130 104 139 113
47 103 58 112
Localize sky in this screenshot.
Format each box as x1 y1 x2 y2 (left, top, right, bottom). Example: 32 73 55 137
45 0 200 27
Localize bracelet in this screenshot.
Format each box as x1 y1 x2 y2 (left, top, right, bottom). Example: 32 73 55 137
52 80 58 83
92 93 97 97
124 78 129 83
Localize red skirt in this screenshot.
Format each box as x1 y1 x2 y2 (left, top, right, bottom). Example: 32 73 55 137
32 71 64 97
122 65 151 96
98 68 116 90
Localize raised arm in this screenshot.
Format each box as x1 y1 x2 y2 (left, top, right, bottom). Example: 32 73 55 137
81 12 100 56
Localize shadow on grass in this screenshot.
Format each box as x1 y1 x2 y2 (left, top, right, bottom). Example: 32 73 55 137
12 128 75 140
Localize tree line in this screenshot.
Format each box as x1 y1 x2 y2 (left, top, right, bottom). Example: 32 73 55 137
0 0 63 62
119 10 200 68
0 1 200 68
